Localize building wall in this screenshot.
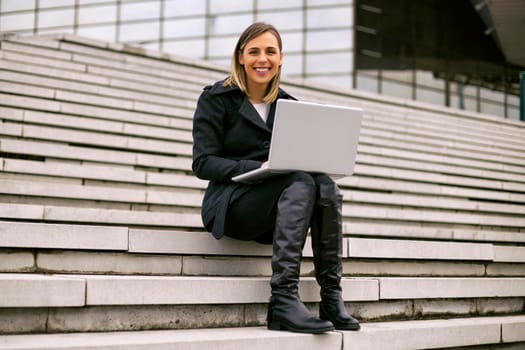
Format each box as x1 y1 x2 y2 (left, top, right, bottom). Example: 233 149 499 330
0 0 520 120
354 0 521 120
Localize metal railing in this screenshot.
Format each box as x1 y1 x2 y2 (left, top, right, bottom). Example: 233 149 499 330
520 71 525 121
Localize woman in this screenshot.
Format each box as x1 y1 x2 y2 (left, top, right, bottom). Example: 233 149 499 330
192 22 360 334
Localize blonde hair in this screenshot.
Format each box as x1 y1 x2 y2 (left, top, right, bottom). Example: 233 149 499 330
223 22 283 104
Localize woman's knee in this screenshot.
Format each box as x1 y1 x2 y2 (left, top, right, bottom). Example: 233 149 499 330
286 171 316 187
279 171 317 202
312 174 342 205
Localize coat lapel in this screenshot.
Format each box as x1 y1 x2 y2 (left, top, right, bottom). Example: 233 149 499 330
266 102 277 130
239 98 271 132
208 79 295 133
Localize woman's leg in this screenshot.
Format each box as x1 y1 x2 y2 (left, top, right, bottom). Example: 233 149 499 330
265 172 333 333
310 174 360 330
225 172 334 333
223 174 296 243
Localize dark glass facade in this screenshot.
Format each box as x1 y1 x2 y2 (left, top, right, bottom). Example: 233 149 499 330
355 0 522 119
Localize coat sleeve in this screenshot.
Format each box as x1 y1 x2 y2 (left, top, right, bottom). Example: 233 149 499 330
192 90 261 182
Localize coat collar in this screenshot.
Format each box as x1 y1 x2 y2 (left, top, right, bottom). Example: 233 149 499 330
206 78 295 132
206 79 240 95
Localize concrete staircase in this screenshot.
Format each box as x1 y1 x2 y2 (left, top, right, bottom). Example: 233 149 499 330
0 33 524 349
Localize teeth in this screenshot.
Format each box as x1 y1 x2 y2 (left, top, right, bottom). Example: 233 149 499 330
255 68 270 72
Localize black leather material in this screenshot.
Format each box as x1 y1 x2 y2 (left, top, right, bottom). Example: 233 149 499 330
268 294 334 334
267 178 334 334
310 181 360 331
319 298 361 331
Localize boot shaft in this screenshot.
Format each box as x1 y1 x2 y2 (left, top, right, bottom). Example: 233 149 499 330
309 179 344 299
270 177 317 294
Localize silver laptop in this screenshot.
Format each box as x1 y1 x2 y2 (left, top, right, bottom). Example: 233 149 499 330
232 99 363 183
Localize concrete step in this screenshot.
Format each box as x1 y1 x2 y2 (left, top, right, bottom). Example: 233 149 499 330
8 247 524 280
0 274 85 307
0 46 206 111
343 203 525 228
361 114 525 153
1 272 524 333
3 114 525 183
2 272 525 308
357 153 525 183
129 229 503 261
0 139 193 171
357 143 525 175
1 195 523 230
359 127 525 164
3 41 525 161
7 34 525 137
3 221 515 262
1 102 522 184
342 189 525 215
0 316 523 350
0 58 201 109
345 316 525 350
11 249 524 279
0 88 193 121
365 100 525 142
0 203 202 228
0 40 209 94
0 221 129 251
0 157 205 188
3 157 525 211
3 95 525 181
2 66 524 163
56 36 223 84
0 274 377 308
19 34 525 140
345 221 525 243
2 176 525 216
1 120 192 156
4 52 508 158
342 167 525 202
2 100 523 172
1 292 523 334
0 179 203 207
0 104 191 137
282 82 525 141
0 327 342 350
1 221 524 280
2 133 525 196
3 158 525 210
0 107 193 140
9 35 525 135
3 99 520 173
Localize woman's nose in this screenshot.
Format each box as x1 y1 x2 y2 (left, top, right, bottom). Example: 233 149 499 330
257 53 268 62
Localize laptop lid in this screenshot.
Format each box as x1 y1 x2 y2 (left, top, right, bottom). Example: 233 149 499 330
266 99 362 176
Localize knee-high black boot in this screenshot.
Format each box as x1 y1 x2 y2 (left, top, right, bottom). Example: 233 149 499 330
267 178 334 334
310 180 360 331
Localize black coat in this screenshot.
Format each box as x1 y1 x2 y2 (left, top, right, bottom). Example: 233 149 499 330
192 79 296 239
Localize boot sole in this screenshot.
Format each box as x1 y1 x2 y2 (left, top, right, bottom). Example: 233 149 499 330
268 321 335 334
320 312 361 331
333 324 360 331
319 317 361 331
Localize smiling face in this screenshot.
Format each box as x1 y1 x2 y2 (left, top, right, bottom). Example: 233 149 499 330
239 31 283 101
